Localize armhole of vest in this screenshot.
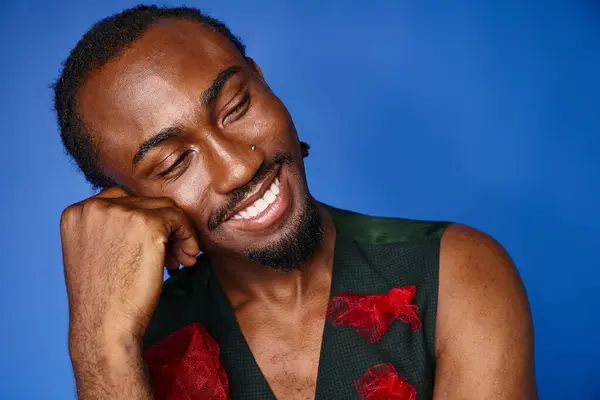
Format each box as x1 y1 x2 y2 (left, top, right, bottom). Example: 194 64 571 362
143 264 204 350
430 222 454 369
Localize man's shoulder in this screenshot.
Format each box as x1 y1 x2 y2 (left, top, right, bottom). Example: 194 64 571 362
438 223 525 299
435 225 536 397
325 204 451 245
438 223 524 300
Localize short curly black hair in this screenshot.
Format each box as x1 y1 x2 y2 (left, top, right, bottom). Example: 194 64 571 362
52 5 248 190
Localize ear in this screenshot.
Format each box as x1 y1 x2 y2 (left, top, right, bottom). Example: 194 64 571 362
246 57 265 80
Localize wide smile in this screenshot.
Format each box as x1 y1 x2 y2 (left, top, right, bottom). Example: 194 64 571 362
224 166 290 231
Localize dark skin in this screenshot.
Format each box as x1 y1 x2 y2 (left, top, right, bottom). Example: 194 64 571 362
61 19 537 400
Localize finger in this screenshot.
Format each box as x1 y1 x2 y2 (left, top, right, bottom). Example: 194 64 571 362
170 240 199 267
164 250 181 271
113 196 195 216
102 196 175 211
105 195 201 265
165 240 183 269
122 196 177 210
93 186 130 199
149 207 200 266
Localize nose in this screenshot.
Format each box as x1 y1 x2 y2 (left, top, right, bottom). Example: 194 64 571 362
203 132 262 194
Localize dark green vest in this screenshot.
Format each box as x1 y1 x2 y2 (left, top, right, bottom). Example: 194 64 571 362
144 205 450 399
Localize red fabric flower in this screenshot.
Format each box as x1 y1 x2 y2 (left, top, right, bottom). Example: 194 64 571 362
144 323 230 400
354 363 417 400
327 285 421 343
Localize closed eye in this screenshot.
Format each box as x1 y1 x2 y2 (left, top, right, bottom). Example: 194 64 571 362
223 91 251 123
157 149 193 177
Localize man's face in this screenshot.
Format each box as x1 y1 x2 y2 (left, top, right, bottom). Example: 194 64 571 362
77 19 322 269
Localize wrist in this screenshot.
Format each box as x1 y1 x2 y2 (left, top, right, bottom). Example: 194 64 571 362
70 326 143 368
70 330 152 399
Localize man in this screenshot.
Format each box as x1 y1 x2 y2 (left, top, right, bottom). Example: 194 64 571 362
54 5 536 400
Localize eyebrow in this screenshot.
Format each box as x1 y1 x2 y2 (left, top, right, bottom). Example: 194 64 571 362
132 65 242 166
132 126 182 165
201 65 242 107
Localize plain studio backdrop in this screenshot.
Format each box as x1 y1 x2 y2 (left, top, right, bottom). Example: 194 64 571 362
1 1 598 399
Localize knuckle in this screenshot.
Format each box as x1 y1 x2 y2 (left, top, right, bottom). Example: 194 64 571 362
127 209 150 226
158 196 176 207
60 205 75 222
60 205 78 230
101 186 128 196
81 198 105 215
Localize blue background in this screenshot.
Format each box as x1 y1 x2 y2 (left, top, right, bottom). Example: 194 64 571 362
1 1 598 399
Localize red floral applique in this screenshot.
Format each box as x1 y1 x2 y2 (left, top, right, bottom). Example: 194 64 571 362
327 285 421 343
354 363 417 400
144 323 230 400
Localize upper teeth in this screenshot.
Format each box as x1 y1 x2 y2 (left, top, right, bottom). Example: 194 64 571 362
232 177 280 220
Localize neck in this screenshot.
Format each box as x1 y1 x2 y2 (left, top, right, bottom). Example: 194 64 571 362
211 204 336 309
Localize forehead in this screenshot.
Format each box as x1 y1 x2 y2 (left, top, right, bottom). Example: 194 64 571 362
77 19 245 172
112 18 242 77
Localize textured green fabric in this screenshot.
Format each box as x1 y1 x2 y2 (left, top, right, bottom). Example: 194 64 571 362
144 205 450 399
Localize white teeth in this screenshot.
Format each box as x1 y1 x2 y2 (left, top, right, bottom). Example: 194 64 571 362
264 190 276 204
247 205 258 217
271 180 280 195
233 175 282 220
255 199 268 212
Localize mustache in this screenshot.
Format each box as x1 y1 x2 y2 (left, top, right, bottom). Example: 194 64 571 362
208 152 293 231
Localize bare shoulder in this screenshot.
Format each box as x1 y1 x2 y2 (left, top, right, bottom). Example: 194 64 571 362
439 223 526 300
434 223 537 399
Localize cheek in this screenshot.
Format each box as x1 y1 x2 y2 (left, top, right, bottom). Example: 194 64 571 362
131 163 210 234
171 168 210 222
174 164 205 204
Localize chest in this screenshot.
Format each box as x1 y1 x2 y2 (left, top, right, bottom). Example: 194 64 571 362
237 306 327 400
196 234 440 399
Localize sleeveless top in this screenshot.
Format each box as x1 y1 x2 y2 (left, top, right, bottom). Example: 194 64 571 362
144 205 450 399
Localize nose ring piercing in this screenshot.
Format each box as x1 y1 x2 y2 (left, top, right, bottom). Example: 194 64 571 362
251 145 256 151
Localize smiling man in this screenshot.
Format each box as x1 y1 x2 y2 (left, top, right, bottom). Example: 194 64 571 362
54 5 537 400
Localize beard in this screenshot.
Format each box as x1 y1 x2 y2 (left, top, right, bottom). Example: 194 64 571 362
246 194 324 272
208 151 324 272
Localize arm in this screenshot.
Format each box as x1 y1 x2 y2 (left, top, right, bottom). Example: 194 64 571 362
433 224 537 399
61 188 200 399
70 336 153 399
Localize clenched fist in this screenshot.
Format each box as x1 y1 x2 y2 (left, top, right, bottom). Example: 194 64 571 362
60 187 200 398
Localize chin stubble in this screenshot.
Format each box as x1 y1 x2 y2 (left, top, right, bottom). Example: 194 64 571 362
246 196 324 272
